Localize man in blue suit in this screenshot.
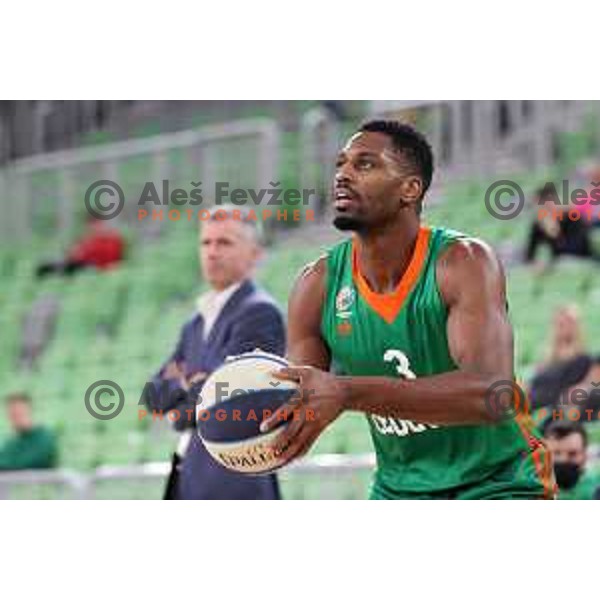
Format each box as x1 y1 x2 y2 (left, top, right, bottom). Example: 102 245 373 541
147 206 285 499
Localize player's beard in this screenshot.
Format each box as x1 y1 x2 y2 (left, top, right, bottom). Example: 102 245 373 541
333 214 366 232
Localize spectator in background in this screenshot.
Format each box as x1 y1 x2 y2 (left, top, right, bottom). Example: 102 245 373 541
572 166 600 229
529 353 600 418
528 304 600 417
543 305 586 368
36 216 124 278
146 205 285 500
0 393 58 471
524 185 594 264
542 420 599 499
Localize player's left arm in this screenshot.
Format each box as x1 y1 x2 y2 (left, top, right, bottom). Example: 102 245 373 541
262 238 514 460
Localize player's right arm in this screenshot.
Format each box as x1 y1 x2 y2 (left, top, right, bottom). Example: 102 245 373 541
260 257 343 454
286 256 331 371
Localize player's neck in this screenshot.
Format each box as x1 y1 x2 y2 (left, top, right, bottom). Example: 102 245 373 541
354 219 420 294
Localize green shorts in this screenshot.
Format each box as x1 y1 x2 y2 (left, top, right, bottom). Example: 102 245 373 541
370 447 557 500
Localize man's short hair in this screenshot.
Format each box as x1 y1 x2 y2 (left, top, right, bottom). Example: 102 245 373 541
542 419 588 448
206 204 263 244
5 392 31 406
359 120 434 202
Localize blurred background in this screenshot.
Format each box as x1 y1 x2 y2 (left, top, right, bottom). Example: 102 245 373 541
1 100 599 499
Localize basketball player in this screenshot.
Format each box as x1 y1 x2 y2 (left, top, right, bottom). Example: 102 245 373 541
261 120 556 499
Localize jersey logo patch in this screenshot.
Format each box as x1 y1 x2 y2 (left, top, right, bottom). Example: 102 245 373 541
336 285 355 319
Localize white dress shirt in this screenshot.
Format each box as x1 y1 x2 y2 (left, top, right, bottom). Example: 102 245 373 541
196 281 243 340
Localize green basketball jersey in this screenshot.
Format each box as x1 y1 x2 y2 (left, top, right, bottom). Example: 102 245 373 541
321 225 552 498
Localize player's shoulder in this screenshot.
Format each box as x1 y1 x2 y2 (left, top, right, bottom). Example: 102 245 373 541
435 229 500 272
299 254 328 279
293 255 328 299
434 230 505 304
295 236 353 285
286 254 329 322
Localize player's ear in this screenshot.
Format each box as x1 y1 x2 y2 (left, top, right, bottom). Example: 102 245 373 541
398 176 423 211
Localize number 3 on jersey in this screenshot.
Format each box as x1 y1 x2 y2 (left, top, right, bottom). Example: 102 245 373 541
369 348 438 437
383 348 416 379
376 348 418 434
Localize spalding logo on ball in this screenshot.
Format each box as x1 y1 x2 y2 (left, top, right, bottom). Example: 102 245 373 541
196 350 298 474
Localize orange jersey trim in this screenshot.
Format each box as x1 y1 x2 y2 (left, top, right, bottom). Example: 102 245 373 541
515 412 557 499
351 226 432 324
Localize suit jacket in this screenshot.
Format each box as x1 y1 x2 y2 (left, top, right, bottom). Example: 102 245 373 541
148 279 285 499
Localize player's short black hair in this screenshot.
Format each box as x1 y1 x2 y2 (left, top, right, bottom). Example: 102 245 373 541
542 419 588 447
359 120 434 202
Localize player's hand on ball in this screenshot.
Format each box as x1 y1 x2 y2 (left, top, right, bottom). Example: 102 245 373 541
260 365 347 462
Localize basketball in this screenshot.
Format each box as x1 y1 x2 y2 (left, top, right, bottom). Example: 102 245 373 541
196 350 298 474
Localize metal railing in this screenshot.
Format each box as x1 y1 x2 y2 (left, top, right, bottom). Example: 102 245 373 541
4 101 597 243
370 100 600 179
3 448 598 499
0 453 377 500
0 117 280 241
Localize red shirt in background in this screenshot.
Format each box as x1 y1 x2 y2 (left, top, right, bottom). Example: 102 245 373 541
68 229 124 269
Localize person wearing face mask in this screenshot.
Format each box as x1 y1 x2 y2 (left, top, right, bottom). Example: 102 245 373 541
542 420 600 499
